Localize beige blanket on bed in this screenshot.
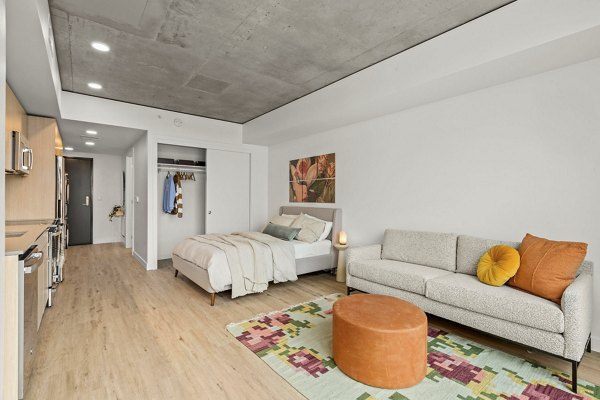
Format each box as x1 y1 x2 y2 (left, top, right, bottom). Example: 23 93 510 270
181 232 297 298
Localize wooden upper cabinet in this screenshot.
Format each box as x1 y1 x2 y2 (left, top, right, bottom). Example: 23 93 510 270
6 84 27 138
55 123 64 156
5 116 63 221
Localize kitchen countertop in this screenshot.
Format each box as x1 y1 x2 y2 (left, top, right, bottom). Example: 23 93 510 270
5 224 49 256
6 219 57 226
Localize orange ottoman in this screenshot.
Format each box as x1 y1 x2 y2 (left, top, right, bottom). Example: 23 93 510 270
332 294 428 389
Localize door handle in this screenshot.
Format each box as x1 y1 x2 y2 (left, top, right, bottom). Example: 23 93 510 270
28 148 33 170
83 196 90 206
24 252 43 273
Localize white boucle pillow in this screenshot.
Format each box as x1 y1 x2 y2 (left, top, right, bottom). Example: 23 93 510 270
291 214 326 243
270 214 298 227
303 214 333 241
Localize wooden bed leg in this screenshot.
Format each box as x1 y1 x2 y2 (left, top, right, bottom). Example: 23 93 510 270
210 293 216 306
174 269 179 278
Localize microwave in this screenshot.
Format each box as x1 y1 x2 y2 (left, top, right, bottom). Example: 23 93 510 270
5 131 33 175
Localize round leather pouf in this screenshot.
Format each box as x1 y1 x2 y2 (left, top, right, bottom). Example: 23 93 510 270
332 294 427 389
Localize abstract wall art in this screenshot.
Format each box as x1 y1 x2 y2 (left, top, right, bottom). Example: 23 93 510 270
289 153 335 203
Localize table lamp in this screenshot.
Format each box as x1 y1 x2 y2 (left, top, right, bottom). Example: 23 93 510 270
338 231 348 245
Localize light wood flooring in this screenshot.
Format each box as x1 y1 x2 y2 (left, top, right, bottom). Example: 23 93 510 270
27 243 599 399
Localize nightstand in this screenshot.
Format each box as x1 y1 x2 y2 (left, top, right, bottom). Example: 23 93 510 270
334 243 349 283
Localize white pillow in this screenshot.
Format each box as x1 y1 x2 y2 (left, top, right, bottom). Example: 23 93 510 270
303 214 333 241
270 214 298 227
291 214 326 243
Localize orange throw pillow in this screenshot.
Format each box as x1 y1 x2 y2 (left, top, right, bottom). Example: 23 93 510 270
508 233 587 303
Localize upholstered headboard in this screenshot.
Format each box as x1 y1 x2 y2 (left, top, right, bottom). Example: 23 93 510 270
279 206 342 243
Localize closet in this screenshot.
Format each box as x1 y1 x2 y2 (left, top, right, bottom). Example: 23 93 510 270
156 144 251 261
157 144 206 260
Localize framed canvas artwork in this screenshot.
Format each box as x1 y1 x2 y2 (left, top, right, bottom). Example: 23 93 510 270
289 153 335 203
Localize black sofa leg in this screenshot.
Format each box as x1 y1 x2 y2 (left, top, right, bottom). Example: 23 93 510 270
571 360 578 393
346 286 353 295
587 337 592 353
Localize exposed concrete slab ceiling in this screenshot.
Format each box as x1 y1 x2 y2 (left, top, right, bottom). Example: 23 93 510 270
50 0 513 124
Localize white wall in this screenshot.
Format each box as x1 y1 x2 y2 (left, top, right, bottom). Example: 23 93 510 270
6 0 61 118
267 58 600 349
157 145 206 260
132 136 148 265
124 154 133 248
68 152 124 244
60 92 243 145
0 0 7 394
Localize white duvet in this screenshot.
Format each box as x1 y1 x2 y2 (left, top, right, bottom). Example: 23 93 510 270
172 232 297 298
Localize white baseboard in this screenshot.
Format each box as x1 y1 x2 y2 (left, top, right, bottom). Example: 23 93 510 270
93 237 125 245
592 335 600 353
132 250 147 268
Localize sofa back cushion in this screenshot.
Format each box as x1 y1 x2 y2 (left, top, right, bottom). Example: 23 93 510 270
381 229 458 271
457 235 520 276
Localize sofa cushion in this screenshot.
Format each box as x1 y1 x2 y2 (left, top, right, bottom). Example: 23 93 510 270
457 235 520 276
381 229 458 271
476 245 520 286
508 233 587 304
426 274 564 333
348 259 452 296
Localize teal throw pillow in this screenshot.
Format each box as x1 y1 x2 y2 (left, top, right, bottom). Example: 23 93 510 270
263 223 301 241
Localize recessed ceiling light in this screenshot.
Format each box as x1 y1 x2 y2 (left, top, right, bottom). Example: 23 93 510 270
91 41 110 52
87 82 102 90
85 141 95 146
86 130 98 135
64 147 74 151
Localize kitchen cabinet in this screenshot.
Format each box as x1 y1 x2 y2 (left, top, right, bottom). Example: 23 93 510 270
5 85 28 172
3 255 19 400
6 116 64 220
6 85 27 138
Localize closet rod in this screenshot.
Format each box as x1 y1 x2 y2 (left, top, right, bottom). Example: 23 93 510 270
157 163 206 173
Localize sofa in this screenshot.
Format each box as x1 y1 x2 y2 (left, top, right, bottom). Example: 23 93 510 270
346 229 593 392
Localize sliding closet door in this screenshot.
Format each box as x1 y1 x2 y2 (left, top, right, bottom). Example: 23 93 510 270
205 149 250 233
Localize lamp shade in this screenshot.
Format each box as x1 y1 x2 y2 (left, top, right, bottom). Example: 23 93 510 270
338 231 348 245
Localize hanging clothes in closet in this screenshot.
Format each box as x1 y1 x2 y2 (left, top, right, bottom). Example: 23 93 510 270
162 172 176 213
171 173 183 218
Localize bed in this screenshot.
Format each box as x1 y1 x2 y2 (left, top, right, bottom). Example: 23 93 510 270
172 206 342 305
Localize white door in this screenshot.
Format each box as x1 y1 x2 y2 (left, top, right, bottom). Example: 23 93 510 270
205 149 250 233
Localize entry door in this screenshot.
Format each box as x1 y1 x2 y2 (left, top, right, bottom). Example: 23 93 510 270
66 157 93 245
205 149 250 233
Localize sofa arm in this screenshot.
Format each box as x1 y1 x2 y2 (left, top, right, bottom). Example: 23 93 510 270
562 272 593 361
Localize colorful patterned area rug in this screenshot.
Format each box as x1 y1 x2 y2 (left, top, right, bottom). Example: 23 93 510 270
226 293 600 400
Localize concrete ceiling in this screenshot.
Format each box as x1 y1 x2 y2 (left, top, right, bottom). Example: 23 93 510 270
59 119 146 155
49 0 512 124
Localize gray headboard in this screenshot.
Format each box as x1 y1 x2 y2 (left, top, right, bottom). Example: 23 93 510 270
279 206 342 243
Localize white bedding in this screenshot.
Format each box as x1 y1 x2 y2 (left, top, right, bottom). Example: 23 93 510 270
293 239 332 259
174 236 332 293
173 232 297 298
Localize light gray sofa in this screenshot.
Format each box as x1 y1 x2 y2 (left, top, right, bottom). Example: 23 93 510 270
346 229 593 392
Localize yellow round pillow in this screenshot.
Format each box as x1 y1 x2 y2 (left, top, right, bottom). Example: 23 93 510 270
477 245 520 286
